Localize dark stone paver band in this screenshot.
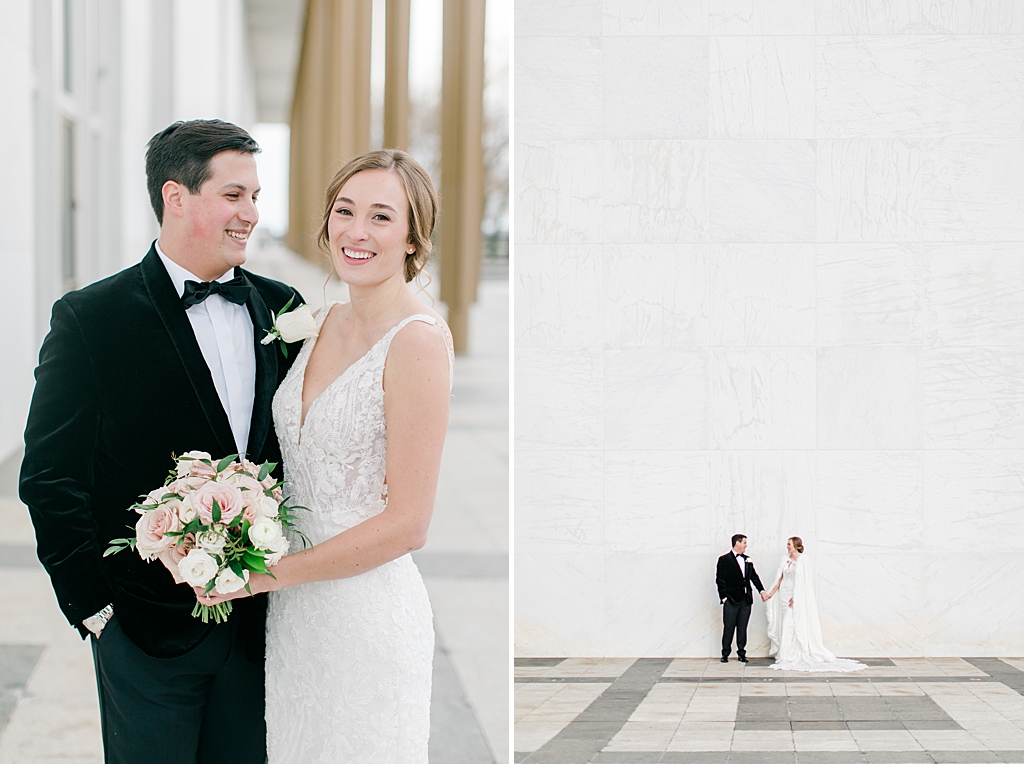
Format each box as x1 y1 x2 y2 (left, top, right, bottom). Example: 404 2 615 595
965 658 1024 696
522 658 671 764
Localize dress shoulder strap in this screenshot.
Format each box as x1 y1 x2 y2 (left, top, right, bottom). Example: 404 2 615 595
385 314 455 389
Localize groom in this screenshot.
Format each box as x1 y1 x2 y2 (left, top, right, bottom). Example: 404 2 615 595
716 534 767 663
20 120 304 763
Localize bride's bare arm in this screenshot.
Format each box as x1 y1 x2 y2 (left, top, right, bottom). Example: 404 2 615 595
196 321 450 603
767 576 782 598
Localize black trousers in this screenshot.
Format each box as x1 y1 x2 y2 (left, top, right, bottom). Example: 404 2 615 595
91 615 266 764
722 600 752 659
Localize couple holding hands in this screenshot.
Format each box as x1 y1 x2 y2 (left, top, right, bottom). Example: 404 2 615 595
717 534 865 673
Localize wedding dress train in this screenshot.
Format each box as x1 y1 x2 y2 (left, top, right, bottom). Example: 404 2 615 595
264 308 453 763
766 556 865 673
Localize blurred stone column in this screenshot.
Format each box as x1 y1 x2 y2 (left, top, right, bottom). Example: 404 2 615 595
439 0 486 353
287 0 372 262
384 0 410 150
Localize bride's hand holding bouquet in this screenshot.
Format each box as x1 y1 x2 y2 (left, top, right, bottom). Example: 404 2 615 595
106 451 307 623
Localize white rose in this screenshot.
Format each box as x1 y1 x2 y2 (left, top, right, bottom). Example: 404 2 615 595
256 493 280 518
264 535 290 566
196 528 227 555
248 518 283 550
178 494 197 523
177 549 219 588
275 305 319 343
214 567 249 595
176 450 212 477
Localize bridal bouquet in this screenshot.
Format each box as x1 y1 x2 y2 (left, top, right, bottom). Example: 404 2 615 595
105 451 306 623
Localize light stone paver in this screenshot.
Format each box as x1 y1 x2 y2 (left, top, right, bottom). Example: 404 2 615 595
793 730 859 751
850 729 925 751
604 721 679 752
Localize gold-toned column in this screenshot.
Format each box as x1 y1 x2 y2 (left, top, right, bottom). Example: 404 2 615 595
384 0 410 150
288 0 373 263
439 0 486 353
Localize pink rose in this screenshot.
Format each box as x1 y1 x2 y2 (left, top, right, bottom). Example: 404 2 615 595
156 533 194 584
135 505 181 560
224 472 263 496
192 482 244 525
189 460 217 478
169 475 208 494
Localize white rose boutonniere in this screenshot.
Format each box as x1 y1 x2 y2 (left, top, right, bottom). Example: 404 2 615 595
261 296 319 357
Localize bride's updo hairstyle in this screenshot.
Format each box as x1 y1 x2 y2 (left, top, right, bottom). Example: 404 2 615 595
317 149 439 283
789 536 804 553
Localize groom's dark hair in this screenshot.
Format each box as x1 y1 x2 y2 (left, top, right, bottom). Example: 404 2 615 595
731 534 746 547
145 119 260 224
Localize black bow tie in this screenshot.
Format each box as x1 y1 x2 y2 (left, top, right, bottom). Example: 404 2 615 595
181 276 251 308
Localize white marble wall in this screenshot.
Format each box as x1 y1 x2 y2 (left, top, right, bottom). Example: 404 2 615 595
514 0 1024 657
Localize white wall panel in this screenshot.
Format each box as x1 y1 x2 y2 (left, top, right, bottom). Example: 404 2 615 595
514 1 1024 657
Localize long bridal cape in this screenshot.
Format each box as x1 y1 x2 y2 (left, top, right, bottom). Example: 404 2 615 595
765 555 865 673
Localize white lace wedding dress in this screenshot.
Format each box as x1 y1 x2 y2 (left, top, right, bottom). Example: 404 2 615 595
766 556 866 673
265 308 453 763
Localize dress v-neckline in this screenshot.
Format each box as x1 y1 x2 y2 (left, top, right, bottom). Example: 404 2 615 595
295 305 431 444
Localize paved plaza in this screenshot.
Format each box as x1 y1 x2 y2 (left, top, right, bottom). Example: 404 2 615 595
0 239 508 764
515 657 1024 764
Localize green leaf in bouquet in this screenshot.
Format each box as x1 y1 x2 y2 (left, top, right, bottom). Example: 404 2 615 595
240 518 251 538
204 578 217 594
181 517 202 536
227 513 243 529
216 454 238 473
257 462 272 482
280 342 289 359
228 559 244 577
161 493 178 501
103 537 136 557
242 550 269 574
212 498 221 523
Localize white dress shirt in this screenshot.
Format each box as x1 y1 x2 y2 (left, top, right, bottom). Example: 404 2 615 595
156 243 255 456
734 552 745 576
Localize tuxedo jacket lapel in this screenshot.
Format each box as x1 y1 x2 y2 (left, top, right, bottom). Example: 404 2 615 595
140 247 236 457
243 270 278 460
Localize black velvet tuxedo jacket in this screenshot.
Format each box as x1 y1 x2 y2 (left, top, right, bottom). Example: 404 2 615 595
20 245 303 659
716 551 765 606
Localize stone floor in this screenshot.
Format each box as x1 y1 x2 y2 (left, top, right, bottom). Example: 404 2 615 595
515 657 1024 764
0 238 509 764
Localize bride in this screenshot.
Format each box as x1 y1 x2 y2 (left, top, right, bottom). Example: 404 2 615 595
198 149 452 762
765 537 865 673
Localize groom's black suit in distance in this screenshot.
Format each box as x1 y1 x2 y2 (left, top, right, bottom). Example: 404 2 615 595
716 551 765 660
20 245 303 763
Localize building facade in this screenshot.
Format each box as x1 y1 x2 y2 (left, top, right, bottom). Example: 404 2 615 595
0 0 264 465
